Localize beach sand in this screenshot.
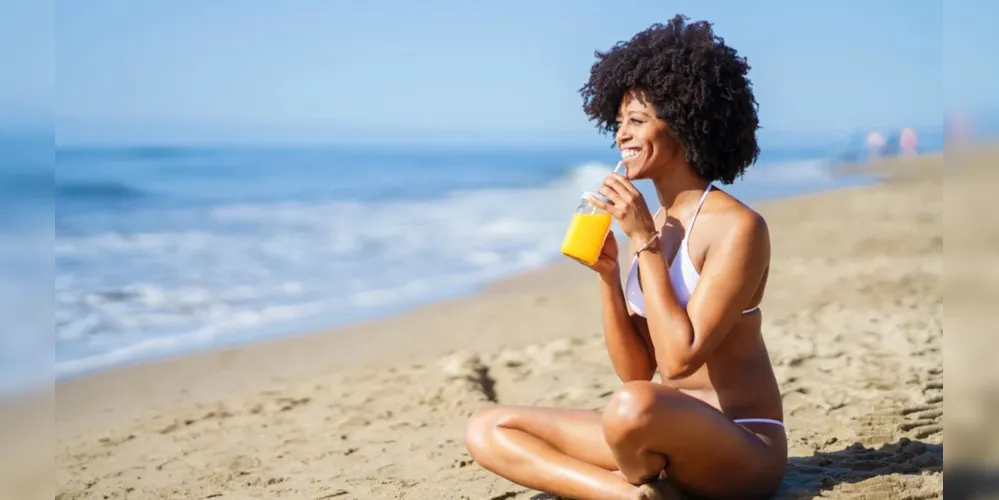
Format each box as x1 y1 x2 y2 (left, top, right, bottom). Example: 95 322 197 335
52 153 949 499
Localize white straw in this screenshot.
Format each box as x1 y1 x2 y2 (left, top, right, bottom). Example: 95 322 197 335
613 160 625 174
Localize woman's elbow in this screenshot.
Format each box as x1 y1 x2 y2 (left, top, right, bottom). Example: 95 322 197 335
658 357 699 381
615 363 656 382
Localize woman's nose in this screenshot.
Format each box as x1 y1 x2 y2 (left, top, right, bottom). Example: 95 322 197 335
616 124 631 143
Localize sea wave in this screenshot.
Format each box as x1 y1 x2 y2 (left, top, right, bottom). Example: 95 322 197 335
53 159 618 378
56 180 147 201
52 154 845 380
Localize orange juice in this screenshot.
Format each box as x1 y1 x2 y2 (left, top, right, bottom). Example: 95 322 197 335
561 194 613 266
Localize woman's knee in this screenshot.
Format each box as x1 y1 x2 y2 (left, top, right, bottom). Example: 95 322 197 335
602 381 671 445
464 405 511 461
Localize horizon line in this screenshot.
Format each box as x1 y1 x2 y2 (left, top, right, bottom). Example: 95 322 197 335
4 119 956 151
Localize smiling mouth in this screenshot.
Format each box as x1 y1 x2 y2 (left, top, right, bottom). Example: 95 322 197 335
621 148 640 160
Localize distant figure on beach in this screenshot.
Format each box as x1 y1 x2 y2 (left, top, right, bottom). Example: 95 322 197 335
899 127 918 156
866 131 886 161
466 15 786 500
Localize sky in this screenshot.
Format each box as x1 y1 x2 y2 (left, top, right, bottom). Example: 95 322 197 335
0 0 53 131
3 0 996 147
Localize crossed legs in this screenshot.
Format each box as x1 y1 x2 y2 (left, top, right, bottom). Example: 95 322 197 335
465 404 632 500
464 381 787 500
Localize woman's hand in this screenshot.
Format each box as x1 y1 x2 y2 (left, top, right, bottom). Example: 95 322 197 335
589 230 619 277
590 172 658 243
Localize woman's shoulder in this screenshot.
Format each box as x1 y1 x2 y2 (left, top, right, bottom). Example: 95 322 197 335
701 190 770 255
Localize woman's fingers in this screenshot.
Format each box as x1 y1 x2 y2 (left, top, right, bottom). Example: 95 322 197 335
587 192 616 213
605 172 642 198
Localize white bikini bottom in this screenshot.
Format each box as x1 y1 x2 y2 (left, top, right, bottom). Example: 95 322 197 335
733 418 785 430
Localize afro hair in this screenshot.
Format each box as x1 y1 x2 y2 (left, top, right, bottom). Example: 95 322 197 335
579 15 761 185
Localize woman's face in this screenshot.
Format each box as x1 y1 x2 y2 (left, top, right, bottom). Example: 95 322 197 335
615 89 681 180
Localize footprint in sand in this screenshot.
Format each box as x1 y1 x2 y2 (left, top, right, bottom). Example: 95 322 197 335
418 352 500 415
227 455 262 473
780 438 942 499
897 368 943 441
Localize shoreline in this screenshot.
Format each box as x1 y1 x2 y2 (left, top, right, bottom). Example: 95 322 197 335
48 157 896 387
49 177 870 383
52 152 945 499
53 154 937 426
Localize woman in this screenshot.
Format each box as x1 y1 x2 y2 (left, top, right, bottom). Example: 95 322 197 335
464 15 787 500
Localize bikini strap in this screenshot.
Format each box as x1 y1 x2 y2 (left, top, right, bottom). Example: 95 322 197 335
688 183 713 228
678 183 713 249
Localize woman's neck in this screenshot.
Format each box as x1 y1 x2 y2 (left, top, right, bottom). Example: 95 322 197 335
650 161 710 212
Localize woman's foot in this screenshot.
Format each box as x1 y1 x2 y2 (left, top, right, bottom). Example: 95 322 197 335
635 479 687 500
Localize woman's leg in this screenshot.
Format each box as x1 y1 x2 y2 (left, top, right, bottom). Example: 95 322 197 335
602 381 788 499
465 404 642 500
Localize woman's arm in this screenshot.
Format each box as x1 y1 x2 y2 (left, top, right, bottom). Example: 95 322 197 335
633 211 770 380
598 266 657 382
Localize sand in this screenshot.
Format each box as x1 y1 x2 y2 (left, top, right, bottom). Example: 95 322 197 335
50 153 950 499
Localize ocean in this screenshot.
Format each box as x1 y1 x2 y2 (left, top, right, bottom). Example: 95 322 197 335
7 137 909 391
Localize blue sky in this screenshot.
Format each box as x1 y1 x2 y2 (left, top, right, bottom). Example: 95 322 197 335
4 0 996 146
0 0 53 131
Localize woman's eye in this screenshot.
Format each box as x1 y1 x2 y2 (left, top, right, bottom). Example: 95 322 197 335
631 118 643 125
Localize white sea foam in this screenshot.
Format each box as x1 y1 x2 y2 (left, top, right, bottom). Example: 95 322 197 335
50 156 845 380
52 160 617 378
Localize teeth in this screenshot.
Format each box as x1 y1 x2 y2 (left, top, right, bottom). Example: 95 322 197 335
622 149 639 159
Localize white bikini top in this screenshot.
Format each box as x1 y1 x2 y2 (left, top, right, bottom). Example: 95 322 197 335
625 183 761 317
